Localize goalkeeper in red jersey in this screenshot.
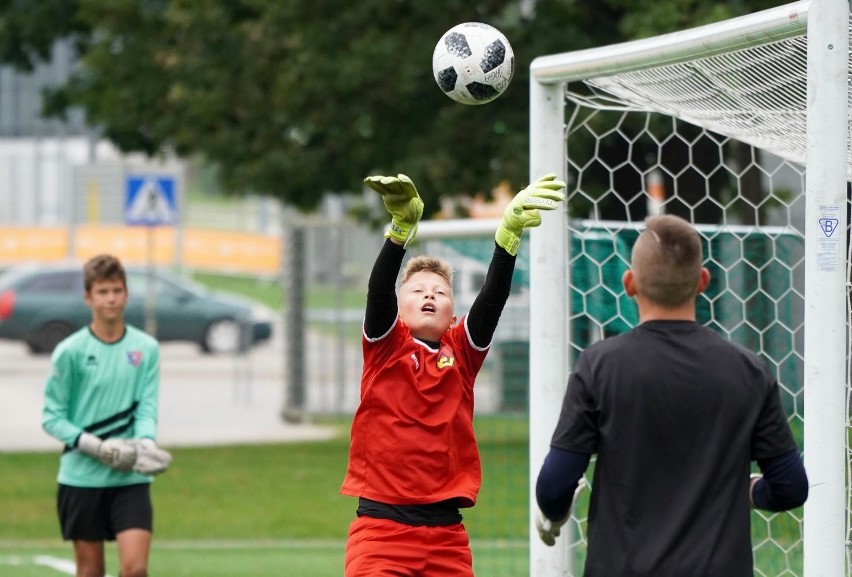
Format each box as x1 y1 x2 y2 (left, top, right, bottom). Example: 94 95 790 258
341 172 565 576
42 254 171 577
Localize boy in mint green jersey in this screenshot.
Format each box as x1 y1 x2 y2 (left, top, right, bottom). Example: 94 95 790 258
42 254 171 577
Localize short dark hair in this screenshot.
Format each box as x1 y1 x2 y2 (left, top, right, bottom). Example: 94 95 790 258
83 254 127 292
631 215 703 307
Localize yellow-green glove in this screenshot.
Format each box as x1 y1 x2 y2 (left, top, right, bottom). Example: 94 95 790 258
364 174 424 248
496 174 566 256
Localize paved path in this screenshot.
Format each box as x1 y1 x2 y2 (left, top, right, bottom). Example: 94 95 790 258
0 332 336 453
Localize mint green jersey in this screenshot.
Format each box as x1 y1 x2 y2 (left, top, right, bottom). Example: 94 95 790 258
42 325 161 487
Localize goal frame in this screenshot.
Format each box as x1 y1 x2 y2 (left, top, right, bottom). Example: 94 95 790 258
528 1 850 575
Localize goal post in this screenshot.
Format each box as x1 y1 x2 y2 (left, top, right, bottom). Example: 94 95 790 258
529 1 850 576
802 2 849 575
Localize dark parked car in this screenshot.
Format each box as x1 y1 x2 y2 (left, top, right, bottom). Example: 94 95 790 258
0 263 273 355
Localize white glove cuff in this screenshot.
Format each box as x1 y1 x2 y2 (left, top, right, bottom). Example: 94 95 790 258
77 432 102 457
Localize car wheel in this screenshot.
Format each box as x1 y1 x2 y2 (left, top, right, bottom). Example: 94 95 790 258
27 321 74 354
201 318 244 355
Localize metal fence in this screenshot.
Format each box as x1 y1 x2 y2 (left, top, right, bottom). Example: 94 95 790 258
281 220 534 418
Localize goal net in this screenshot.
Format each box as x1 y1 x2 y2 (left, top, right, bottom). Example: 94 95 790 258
528 1 850 576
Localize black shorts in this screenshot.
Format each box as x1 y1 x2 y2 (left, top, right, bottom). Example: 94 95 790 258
57 483 153 541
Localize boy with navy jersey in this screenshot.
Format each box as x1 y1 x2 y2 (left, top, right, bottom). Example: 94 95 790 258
42 254 171 577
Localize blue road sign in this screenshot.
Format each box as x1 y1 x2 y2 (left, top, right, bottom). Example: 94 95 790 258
124 175 177 225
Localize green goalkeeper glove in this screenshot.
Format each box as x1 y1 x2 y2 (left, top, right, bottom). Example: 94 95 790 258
496 174 566 256
364 174 424 248
77 432 138 471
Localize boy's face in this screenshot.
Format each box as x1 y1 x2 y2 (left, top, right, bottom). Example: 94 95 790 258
84 277 128 325
398 270 454 342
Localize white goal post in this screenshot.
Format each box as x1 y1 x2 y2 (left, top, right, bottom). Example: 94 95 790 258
529 1 850 576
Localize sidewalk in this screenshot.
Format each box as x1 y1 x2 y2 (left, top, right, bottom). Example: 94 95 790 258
0 339 336 453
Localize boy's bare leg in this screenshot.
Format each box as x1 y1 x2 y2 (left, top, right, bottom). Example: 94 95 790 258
72 540 105 577
116 528 151 577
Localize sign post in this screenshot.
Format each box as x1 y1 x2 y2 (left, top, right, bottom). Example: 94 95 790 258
124 175 177 337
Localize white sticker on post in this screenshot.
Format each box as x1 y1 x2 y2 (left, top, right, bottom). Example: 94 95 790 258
816 205 841 272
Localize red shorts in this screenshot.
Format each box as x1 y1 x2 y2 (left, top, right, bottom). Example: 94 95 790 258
345 516 474 577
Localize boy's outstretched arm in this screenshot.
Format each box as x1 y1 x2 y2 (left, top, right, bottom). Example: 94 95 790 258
365 240 405 339
467 175 566 348
363 174 424 338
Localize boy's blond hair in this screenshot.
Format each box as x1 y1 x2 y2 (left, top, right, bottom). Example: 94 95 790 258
400 256 454 289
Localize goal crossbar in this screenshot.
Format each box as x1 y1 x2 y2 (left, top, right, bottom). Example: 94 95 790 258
531 1 809 85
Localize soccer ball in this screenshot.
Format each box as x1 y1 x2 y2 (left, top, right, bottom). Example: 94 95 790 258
432 22 515 105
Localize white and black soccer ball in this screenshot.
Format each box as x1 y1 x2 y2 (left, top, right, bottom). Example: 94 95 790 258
432 22 515 105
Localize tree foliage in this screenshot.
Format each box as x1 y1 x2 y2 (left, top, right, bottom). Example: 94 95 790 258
0 0 778 212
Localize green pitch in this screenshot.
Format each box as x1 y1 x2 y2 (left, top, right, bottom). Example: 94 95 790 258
0 541 526 576
0 416 802 576
0 417 529 576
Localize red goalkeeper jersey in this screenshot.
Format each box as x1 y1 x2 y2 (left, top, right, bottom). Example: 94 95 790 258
341 317 488 508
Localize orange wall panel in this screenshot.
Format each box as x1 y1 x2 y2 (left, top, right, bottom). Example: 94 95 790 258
182 228 281 275
74 225 177 265
0 228 68 262
0 226 281 276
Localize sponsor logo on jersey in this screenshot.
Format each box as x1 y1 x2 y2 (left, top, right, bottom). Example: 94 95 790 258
86 355 98 367
410 353 420 370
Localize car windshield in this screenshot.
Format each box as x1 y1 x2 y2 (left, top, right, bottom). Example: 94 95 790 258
157 270 208 296
126 268 208 299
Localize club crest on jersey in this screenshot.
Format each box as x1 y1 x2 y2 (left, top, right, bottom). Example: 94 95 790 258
437 345 456 369
127 350 143 367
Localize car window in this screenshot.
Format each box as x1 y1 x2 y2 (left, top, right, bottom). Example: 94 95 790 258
127 271 159 297
156 277 188 298
126 271 190 299
156 270 206 296
20 271 81 293
0 266 41 289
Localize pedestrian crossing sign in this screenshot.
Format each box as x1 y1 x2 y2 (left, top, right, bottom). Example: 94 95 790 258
124 175 177 225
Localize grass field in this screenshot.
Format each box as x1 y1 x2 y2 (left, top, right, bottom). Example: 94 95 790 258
0 414 806 576
0 416 530 577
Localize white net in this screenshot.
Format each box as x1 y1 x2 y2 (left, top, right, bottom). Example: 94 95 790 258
561 108 807 576
581 36 813 169
530 1 851 575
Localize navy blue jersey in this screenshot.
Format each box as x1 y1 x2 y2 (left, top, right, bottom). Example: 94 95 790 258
551 320 796 577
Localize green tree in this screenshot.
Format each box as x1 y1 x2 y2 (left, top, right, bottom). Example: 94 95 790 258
0 0 777 212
